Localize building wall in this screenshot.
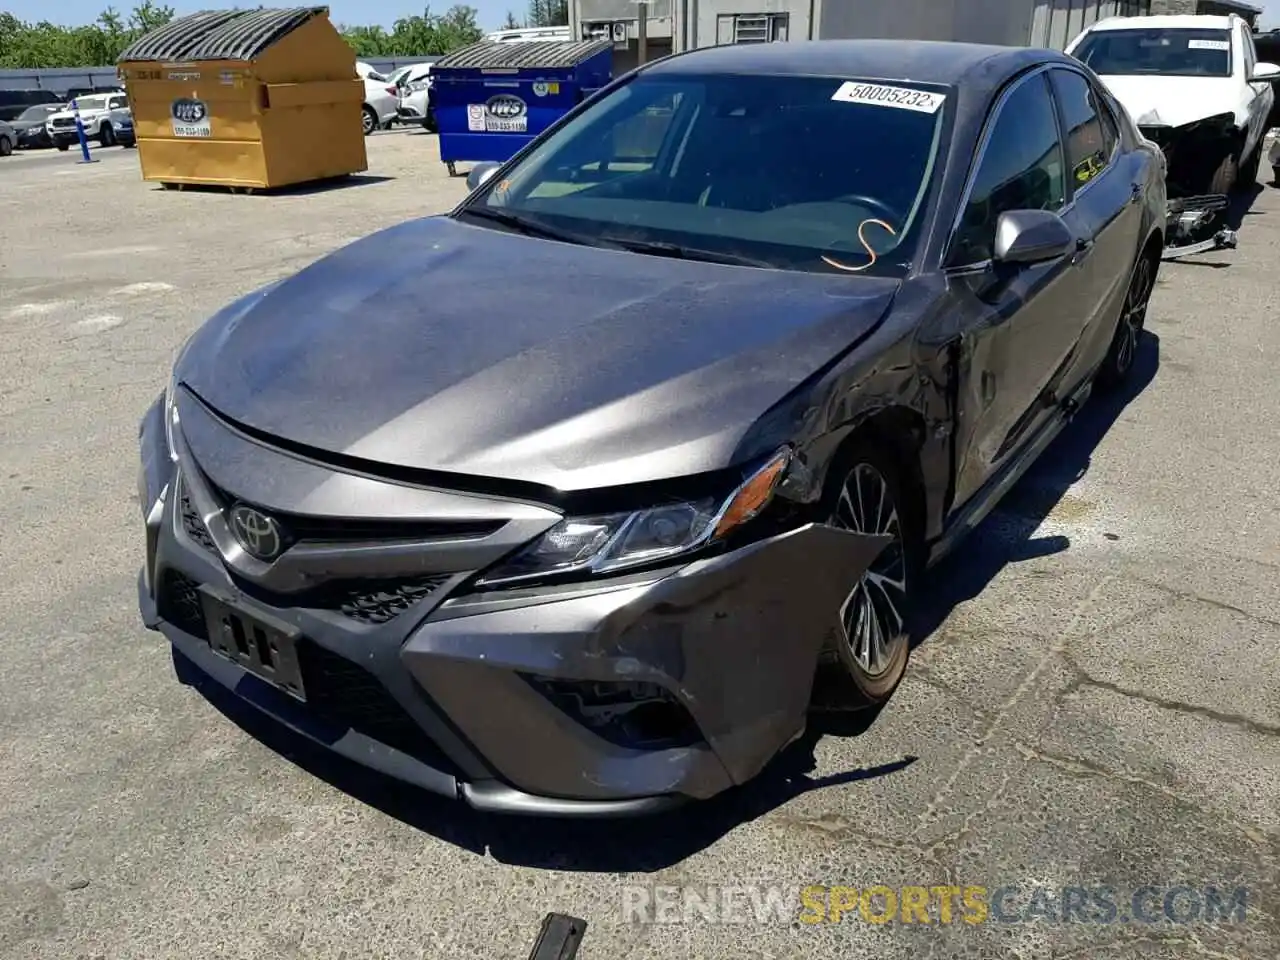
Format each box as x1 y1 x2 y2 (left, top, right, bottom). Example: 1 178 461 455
690 0 816 48
818 0 1036 46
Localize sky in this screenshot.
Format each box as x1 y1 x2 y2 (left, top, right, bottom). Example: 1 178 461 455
2 0 1278 33
1 1 520 32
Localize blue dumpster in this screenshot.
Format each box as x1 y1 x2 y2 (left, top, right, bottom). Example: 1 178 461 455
432 39 612 176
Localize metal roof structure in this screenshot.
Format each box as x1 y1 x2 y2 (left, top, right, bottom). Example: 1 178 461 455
117 7 328 63
432 39 611 71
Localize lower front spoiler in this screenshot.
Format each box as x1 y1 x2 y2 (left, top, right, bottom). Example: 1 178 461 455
1162 194 1236 260
141 573 684 818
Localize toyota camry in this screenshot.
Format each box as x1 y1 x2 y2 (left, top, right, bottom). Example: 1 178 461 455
137 40 1165 816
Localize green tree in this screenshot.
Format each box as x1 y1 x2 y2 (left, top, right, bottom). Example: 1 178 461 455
0 3 483 68
338 5 483 56
525 0 568 28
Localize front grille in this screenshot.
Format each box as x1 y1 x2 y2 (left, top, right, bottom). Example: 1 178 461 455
319 575 452 624
51 117 74 128
156 570 208 640
297 641 461 774
230 573 453 625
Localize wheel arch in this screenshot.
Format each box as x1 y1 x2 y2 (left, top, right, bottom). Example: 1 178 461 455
823 405 930 541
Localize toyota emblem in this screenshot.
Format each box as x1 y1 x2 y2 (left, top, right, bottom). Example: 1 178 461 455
229 504 286 561
485 94 526 120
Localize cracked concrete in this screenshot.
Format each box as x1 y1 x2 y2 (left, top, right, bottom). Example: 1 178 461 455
2 133 1279 959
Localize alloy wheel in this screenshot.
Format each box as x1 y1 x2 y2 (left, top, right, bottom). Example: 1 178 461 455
831 462 909 678
1116 255 1154 374
362 107 376 135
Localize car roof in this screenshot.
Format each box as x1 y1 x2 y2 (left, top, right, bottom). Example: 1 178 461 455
642 39 1077 91
1085 14 1236 32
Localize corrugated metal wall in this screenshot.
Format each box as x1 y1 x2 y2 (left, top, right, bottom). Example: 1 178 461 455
1030 0 1152 50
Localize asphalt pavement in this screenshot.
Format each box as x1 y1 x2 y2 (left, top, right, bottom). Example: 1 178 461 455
1 131 1278 960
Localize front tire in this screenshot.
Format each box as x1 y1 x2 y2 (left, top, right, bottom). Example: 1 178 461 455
810 443 919 712
1210 149 1238 195
0 135 11 157
99 123 115 147
1097 246 1156 389
56 143 70 152
1239 143 1262 185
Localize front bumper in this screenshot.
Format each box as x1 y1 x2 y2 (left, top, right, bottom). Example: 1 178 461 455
137 393 885 816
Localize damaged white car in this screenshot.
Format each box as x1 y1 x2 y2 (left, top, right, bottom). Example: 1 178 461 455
1068 14 1277 197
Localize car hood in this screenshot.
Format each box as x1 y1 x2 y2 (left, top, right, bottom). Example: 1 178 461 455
1097 74 1243 128
177 215 901 492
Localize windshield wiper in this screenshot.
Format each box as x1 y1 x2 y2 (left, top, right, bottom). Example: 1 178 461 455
457 207 600 247
598 237 774 268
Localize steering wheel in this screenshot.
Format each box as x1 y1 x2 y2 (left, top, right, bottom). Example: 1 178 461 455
831 193 903 226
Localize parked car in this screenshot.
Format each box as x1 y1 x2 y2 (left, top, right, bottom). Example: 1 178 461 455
1068 13 1278 195
0 88 62 122
395 63 436 130
0 120 14 157
356 61 399 135
11 103 63 149
137 40 1165 816
116 110 137 147
47 92 132 150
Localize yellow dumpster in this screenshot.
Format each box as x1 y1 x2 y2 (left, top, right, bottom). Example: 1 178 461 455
117 6 367 190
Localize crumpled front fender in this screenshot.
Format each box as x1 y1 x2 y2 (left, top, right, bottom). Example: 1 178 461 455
403 523 890 801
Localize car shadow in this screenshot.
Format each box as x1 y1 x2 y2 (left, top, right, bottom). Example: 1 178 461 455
1224 179 1264 230
180 335 1157 871
151 174 394 196
909 331 1160 644
185 660 916 870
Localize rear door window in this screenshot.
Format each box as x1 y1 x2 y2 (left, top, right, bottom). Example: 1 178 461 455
1049 68 1112 191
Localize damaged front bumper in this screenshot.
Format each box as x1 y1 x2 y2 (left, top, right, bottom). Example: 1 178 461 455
137 396 889 816
1162 194 1236 260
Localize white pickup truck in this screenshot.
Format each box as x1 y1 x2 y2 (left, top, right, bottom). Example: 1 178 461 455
1068 14 1278 196
46 91 132 150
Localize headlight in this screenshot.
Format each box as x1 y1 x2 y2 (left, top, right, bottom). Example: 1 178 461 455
474 449 791 587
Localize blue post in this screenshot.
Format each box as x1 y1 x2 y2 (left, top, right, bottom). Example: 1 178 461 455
71 99 97 164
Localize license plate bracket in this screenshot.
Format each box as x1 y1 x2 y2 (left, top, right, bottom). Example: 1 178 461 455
199 590 306 701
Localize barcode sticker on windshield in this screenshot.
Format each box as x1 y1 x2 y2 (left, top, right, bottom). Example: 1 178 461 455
1188 39 1230 50
831 82 946 114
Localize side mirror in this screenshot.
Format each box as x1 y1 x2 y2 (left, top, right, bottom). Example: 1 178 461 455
992 209 1076 265
466 162 501 191
1251 61 1280 81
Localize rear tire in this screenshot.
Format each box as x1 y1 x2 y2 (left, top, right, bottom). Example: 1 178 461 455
361 105 377 136
1097 244 1157 390
0 135 11 157
1210 149 1239 195
809 441 920 712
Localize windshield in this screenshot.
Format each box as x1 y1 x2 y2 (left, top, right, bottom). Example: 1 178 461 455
1072 28 1233 77
463 73 948 277
18 105 58 120
73 96 108 111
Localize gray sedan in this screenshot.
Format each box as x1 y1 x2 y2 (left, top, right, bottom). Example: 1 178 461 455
137 39 1166 817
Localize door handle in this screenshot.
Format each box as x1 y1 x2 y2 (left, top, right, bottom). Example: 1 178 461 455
1071 237 1093 265
1130 182 1143 204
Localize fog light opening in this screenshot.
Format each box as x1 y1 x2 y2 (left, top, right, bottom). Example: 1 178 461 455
524 676 701 750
